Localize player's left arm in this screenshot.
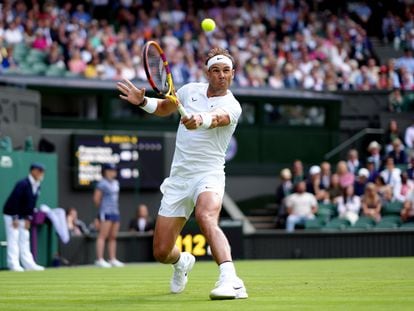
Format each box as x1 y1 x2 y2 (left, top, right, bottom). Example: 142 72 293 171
181 108 233 130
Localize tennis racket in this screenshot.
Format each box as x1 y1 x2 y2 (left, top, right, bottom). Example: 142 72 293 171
142 40 189 117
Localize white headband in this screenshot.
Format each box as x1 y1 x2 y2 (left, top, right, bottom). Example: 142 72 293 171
206 55 233 70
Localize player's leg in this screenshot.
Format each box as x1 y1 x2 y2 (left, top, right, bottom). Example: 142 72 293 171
195 191 248 300
107 219 124 267
3 215 23 271
153 215 195 293
95 219 111 268
153 215 186 263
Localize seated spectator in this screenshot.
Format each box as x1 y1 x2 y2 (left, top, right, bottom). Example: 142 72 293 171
285 181 318 232
380 156 402 188
66 207 89 236
401 189 414 223
128 204 154 233
306 165 327 202
362 182 382 222
354 168 369 196
346 149 361 175
335 185 361 225
366 157 379 182
327 173 342 202
275 168 293 206
374 175 388 199
407 157 414 180
336 160 355 188
292 159 305 184
388 88 404 113
394 172 414 202
381 185 395 205
367 141 382 171
385 119 405 153
405 120 414 153
388 138 407 165
320 161 332 189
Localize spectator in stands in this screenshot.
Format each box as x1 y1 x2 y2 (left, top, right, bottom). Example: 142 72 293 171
320 161 331 189
366 156 380 182
306 165 327 202
66 207 89 236
367 141 382 171
388 138 407 165
128 204 154 233
354 168 370 196
362 182 382 222
292 159 305 184
381 185 395 205
335 184 361 225
285 181 318 232
394 172 414 203
336 161 355 189
346 149 361 175
388 88 404 113
374 175 388 199
405 120 414 153
401 189 414 223
384 119 405 153
395 48 414 74
275 168 293 206
380 156 402 188
407 157 414 180
327 173 342 202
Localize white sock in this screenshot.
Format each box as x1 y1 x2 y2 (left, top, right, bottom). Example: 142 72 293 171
219 261 236 279
173 253 184 269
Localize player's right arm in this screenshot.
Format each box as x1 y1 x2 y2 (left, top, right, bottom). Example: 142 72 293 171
116 79 177 117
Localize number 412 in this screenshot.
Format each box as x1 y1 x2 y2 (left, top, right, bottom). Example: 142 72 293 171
175 234 207 256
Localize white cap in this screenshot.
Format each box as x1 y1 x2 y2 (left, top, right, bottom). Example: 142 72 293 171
367 141 381 151
309 165 321 175
358 168 370 178
280 168 292 179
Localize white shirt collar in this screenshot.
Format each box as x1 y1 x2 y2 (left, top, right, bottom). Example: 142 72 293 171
28 174 41 194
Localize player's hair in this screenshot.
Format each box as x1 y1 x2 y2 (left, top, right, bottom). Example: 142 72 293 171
205 47 235 69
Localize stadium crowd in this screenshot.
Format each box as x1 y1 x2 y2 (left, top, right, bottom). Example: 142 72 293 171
276 119 414 232
0 0 413 95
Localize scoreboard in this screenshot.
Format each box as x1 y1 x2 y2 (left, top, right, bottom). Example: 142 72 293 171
72 134 164 190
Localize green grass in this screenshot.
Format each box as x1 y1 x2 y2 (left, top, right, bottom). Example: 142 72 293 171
1 258 414 310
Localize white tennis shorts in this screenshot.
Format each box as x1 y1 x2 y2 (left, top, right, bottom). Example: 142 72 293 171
158 172 225 219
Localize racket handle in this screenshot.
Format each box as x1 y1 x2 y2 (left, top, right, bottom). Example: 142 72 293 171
177 103 190 118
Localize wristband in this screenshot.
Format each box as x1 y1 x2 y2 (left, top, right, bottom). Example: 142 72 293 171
200 112 212 129
140 97 158 113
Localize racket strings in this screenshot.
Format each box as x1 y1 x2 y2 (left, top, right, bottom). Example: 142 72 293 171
147 46 169 94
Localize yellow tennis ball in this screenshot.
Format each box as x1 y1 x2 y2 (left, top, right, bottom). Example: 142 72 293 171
201 18 216 32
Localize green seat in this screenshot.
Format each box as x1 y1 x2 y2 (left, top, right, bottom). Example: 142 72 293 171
395 164 408 172
375 215 402 229
352 216 375 229
317 203 336 222
322 217 350 231
305 218 323 230
400 222 414 229
382 201 403 216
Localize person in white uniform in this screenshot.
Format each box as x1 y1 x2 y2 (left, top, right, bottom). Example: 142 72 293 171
2 163 45 271
116 47 247 300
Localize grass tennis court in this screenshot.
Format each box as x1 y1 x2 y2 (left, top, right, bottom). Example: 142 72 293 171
1 257 413 311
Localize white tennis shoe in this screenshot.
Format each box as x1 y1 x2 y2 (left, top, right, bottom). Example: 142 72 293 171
25 264 45 271
109 259 125 267
170 252 195 294
209 277 248 300
95 259 111 268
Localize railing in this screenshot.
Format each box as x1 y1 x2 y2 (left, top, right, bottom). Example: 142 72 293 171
324 128 385 160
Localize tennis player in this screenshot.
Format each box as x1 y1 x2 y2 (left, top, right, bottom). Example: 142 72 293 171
117 47 247 300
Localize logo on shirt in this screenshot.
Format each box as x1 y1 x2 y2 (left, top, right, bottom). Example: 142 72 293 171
191 97 197 102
